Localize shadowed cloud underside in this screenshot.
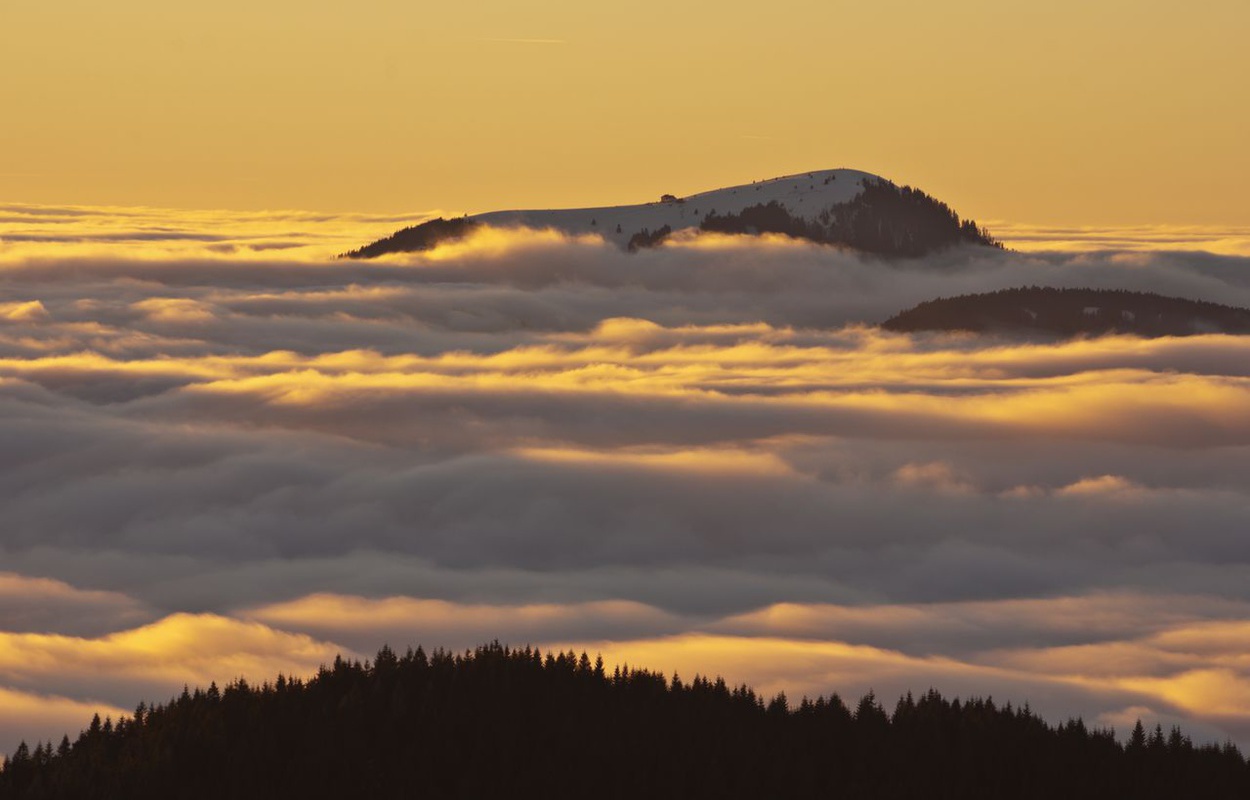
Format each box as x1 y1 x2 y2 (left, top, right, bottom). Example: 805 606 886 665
3 207 1250 752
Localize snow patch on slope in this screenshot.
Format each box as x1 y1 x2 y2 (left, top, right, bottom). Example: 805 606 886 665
473 169 884 247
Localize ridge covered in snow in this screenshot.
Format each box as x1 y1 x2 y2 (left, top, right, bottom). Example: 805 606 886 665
474 168 882 247
344 168 999 258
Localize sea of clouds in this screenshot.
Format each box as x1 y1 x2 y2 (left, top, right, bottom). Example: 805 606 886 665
3 204 1250 751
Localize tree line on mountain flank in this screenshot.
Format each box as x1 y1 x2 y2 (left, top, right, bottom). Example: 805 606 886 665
2 642 1247 799
697 180 1001 256
341 215 480 259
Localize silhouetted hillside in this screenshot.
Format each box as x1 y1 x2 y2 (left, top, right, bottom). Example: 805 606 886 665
703 181 999 256
884 287 1250 339
342 216 479 259
2 643 1246 799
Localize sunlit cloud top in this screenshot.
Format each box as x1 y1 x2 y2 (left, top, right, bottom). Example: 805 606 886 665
4 207 1250 754
993 222 1250 257
0 203 431 262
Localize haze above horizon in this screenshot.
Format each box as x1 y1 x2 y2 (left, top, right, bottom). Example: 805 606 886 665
3 0 1247 225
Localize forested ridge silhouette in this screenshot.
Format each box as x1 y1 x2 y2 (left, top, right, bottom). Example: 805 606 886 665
2 642 1246 799
341 216 480 259
883 287 1250 338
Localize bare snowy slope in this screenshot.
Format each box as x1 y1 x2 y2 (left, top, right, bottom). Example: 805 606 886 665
474 168 880 247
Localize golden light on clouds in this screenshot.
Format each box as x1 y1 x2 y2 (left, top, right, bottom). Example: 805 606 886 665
14 591 1250 753
0 615 340 691
5 205 1250 754
992 223 1250 258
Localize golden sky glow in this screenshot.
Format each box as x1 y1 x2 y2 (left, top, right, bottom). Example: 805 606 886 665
3 1 1248 224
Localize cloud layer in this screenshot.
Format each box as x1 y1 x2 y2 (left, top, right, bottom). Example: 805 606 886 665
4 209 1250 752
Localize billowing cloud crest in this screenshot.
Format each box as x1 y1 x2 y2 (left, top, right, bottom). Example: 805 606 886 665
4 207 1250 752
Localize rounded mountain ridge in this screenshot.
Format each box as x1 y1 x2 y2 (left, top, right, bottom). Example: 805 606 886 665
343 168 998 258
473 168 886 247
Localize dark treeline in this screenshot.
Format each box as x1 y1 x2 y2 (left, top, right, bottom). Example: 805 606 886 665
626 224 673 252
342 216 480 259
3 643 1247 799
883 286 1250 338
701 180 1000 256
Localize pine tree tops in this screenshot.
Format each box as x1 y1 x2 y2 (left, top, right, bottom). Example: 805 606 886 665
2 643 1247 798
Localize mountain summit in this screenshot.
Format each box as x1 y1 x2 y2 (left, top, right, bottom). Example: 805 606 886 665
344 169 999 258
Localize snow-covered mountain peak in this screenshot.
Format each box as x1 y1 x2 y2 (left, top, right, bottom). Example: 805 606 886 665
344 168 1000 259
473 168 887 247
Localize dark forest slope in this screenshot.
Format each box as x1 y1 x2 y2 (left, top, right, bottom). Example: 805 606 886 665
699 182 998 256
883 287 1250 339
341 216 480 259
2 643 1246 799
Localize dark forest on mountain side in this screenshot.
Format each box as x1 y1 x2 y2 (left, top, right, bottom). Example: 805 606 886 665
701 181 999 256
3 643 1246 799
883 287 1250 338
342 216 480 259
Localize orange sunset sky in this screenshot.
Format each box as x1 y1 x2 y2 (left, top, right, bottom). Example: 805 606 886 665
3 0 1248 223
